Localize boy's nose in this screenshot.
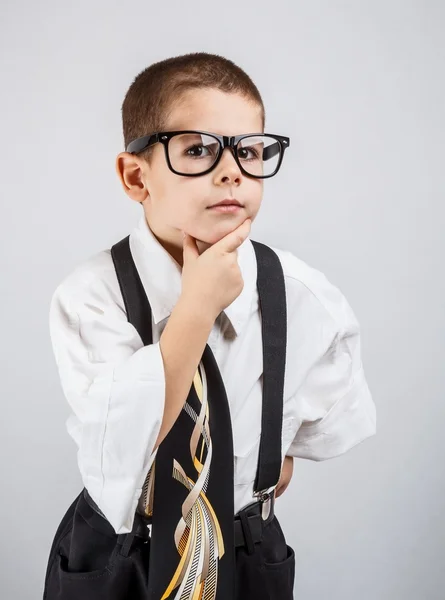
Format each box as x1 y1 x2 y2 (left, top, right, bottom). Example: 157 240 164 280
218 146 241 172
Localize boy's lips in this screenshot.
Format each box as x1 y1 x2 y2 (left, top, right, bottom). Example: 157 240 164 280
208 198 243 208
208 204 243 213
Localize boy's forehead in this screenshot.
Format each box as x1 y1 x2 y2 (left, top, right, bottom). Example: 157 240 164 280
166 88 263 134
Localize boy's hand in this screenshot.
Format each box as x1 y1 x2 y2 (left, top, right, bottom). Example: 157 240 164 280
274 456 294 498
181 218 252 321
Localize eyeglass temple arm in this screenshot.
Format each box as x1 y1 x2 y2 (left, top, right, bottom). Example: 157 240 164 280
262 140 289 161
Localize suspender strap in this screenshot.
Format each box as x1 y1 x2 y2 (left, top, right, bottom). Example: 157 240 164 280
251 240 287 495
111 236 287 497
111 235 153 346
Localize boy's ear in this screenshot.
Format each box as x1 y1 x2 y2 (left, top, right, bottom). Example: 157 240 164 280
115 152 149 203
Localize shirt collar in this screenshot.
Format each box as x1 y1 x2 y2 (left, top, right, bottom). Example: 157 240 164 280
129 213 257 337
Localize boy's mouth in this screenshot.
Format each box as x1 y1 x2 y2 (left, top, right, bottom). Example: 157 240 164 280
208 198 243 208
208 204 243 214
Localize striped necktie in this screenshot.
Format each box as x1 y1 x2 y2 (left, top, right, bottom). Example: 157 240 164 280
143 343 236 600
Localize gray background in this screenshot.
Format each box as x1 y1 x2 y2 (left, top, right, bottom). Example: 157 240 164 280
1 1 444 598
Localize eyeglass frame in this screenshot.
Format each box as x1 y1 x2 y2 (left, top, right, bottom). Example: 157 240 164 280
125 130 291 179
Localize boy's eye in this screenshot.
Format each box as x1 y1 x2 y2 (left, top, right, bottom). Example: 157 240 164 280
185 144 210 157
237 146 260 160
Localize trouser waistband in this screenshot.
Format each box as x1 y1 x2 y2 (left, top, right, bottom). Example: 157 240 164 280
233 492 275 554
82 488 275 553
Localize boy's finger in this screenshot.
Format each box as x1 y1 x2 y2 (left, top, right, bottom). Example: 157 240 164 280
182 232 199 261
214 218 251 254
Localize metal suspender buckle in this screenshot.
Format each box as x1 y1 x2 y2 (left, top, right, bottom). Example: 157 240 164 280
253 489 274 521
253 489 270 501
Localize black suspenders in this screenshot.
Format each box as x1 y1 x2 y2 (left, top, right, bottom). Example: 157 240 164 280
110 236 287 498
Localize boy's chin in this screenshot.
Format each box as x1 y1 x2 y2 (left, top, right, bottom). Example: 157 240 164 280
197 221 243 246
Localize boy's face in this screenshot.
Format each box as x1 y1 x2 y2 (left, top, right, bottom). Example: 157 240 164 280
116 88 264 265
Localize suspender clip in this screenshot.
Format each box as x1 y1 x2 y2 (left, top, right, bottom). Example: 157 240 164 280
253 489 271 502
253 489 274 521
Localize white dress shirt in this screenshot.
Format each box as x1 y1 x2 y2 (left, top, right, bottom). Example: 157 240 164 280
49 213 376 535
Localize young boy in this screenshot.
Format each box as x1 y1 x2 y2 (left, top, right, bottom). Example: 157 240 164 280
43 52 376 600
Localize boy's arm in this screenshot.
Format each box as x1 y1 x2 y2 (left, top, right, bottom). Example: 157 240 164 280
155 295 216 451
285 281 376 462
49 274 216 535
275 456 294 498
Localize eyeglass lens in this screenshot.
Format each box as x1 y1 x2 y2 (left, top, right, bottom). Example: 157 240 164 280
167 133 282 176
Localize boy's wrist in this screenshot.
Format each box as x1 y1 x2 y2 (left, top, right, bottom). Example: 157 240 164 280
177 293 218 328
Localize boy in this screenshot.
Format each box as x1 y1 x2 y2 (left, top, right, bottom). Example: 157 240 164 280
43 52 376 600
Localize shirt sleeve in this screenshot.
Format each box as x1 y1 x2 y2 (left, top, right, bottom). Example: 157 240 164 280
286 288 376 461
49 275 166 534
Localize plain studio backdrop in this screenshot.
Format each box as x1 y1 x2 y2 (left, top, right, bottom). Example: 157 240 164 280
1 1 444 598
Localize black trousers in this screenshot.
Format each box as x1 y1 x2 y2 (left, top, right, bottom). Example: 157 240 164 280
42 490 295 599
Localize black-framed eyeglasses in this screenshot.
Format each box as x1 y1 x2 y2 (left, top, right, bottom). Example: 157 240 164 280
125 130 290 178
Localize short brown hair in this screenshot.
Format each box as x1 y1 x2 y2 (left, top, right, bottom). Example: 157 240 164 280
120 52 266 163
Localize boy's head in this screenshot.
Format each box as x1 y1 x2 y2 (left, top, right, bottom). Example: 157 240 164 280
116 52 287 264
